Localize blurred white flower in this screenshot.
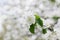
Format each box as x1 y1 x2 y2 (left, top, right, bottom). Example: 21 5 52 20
26 15 35 25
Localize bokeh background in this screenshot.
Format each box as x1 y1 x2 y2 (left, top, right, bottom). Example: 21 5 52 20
0 0 60 40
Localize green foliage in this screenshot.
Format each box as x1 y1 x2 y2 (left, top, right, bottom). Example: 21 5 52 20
35 15 43 27
52 16 60 21
29 14 47 34
29 23 36 34
42 29 47 34
50 0 55 3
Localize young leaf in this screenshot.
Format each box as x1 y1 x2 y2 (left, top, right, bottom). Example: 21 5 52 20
29 24 36 34
42 29 47 34
35 14 43 27
36 18 43 27
35 14 40 19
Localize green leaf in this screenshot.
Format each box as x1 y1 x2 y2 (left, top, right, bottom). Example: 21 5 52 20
35 15 43 27
50 0 55 3
42 29 47 34
52 16 60 21
35 14 40 19
29 24 36 34
36 18 43 27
